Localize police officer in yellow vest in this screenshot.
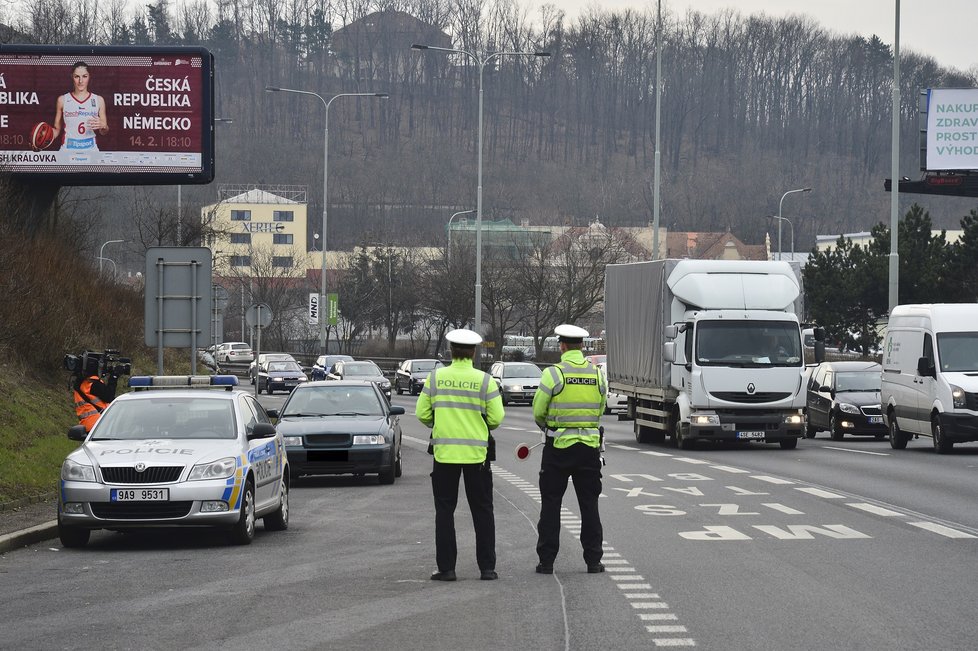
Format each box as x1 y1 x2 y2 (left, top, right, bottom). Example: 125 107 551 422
417 328 505 581
533 324 607 574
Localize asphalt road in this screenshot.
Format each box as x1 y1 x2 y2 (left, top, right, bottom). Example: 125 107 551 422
3 391 977 650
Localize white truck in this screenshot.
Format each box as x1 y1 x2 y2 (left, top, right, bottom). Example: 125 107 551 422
605 259 813 449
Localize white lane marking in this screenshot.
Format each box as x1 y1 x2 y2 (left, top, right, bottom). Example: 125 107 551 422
847 503 903 517
763 503 805 515
674 457 711 465
625 593 661 599
619 584 653 590
709 465 749 474
601 559 630 565
908 522 978 539
751 475 794 485
503 426 525 430
611 574 646 581
607 566 638 572
609 444 640 450
795 487 845 499
822 446 890 456
647 626 688 633
640 614 679 621
653 638 696 647
640 451 675 457
631 602 670 609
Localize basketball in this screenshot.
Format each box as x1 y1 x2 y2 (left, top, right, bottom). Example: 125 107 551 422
30 121 55 151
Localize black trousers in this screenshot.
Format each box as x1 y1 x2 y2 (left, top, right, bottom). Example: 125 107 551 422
431 460 495 572
536 442 603 566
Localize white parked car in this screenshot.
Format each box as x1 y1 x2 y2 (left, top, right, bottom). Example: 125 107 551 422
214 341 254 364
596 363 627 415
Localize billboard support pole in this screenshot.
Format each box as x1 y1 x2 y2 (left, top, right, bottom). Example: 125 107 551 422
888 0 901 314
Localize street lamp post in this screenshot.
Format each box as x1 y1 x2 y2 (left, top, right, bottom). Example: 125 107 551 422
771 215 794 261
412 44 550 336
447 209 475 266
265 87 388 354
777 187 811 261
98 239 124 275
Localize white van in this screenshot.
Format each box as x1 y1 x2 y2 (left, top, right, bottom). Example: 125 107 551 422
881 304 978 453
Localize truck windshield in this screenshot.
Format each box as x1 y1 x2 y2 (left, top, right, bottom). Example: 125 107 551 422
937 332 978 372
696 321 802 367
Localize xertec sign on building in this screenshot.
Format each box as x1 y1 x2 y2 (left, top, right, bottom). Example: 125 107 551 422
926 88 978 171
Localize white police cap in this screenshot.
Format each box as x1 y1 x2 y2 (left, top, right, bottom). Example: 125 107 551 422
554 324 589 340
446 328 483 346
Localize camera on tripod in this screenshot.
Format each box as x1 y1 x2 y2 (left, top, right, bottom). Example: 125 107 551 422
63 350 132 378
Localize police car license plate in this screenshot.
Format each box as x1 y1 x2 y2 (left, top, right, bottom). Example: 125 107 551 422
736 431 765 440
868 416 883 424
111 488 168 501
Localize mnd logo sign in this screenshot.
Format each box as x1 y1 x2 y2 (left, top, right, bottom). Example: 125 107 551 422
926 88 978 171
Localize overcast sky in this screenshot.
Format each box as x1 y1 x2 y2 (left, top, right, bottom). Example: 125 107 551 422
552 0 977 73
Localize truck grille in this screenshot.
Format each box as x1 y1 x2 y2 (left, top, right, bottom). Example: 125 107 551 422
966 392 978 411
101 466 183 484
91 501 193 520
860 405 882 417
711 392 791 404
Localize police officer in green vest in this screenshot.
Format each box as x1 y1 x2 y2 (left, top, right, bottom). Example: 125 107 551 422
417 328 505 581
533 324 607 574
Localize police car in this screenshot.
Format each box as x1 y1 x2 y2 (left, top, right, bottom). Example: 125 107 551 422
57 375 289 548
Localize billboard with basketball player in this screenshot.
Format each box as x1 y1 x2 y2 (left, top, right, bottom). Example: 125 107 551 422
0 45 214 185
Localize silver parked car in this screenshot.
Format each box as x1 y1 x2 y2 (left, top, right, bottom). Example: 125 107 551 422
57 375 289 548
489 361 543 406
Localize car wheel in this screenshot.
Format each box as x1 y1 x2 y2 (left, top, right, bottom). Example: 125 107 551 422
675 417 693 450
888 413 909 450
263 477 289 531
502 394 509 407
266 382 274 395
829 413 844 441
932 417 953 454
378 462 396 485
394 444 403 478
779 438 798 450
57 510 90 549
228 481 255 545
396 380 403 395
411 386 419 396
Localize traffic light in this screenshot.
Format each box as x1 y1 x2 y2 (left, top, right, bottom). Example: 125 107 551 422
885 173 978 197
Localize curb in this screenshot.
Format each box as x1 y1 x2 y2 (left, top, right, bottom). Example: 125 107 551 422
0 521 58 554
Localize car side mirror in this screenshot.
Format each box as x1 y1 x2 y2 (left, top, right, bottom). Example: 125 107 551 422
917 356 936 378
266 409 280 419
247 422 277 440
819 385 831 393
389 406 406 416
67 424 87 441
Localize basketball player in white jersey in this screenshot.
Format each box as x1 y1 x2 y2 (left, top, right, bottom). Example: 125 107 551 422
52 61 108 151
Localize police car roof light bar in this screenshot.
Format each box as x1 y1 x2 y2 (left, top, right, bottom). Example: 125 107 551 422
129 375 239 389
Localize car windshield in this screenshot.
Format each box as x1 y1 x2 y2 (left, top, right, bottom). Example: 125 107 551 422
835 372 880 392
504 363 542 378
343 362 381 377
91 397 237 440
412 361 442 373
937 332 978 372
268 361 302 372
282 386 383 417
696 320 802 367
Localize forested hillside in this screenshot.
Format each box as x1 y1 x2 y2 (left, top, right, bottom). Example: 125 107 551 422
7 0 978 263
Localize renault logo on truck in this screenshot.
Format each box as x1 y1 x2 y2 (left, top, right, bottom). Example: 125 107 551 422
747 383 756 394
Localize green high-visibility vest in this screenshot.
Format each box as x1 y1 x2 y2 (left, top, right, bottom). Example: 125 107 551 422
536 352 605 449
416 358 504 463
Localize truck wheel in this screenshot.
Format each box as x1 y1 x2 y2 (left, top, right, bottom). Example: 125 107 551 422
829 413 844 441
674 419 693 450
634 421 653 444
804 423 817 439
932 418 953 454
779 438 798 450
888 413 908 450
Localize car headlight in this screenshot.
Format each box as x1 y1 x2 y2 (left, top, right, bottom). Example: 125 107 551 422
838 403 860 414
283 436 303 447
61 458 96 482
950 384 966 409
782 413 804 425
188 456 236 481
380 380 391 389
505 384 522 392
691 414 720 425
353 434 387 445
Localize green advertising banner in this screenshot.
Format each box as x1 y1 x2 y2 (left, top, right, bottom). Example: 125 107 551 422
327 293 339 326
